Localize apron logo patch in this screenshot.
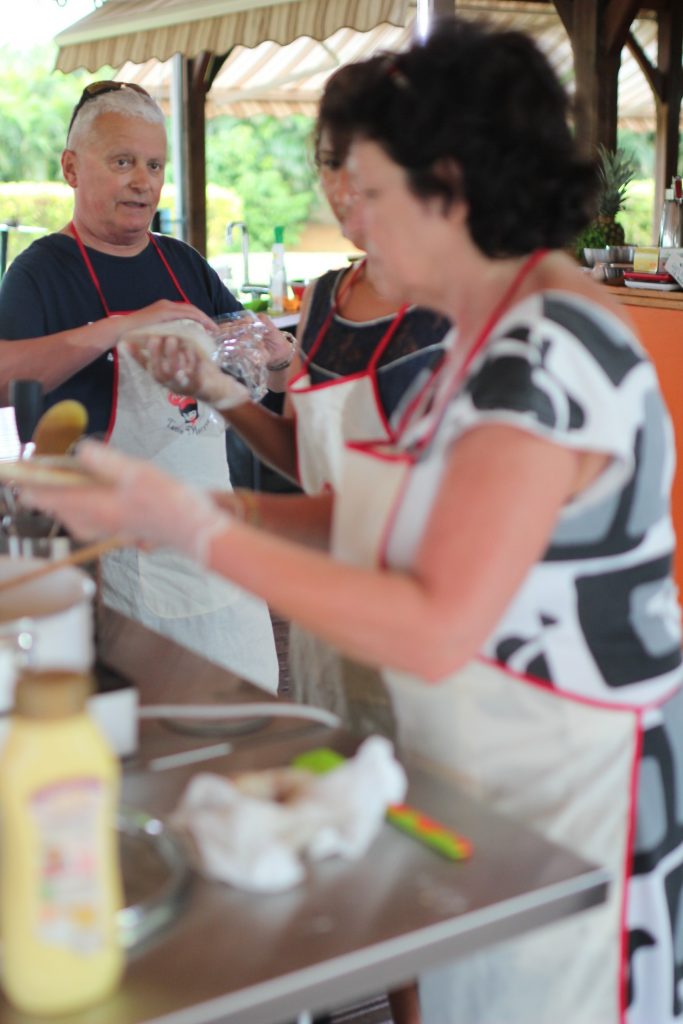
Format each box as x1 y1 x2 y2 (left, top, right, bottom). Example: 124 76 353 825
168 392 199 426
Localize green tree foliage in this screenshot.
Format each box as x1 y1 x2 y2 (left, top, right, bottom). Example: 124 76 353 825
0 48 319 259
207 114 317 251
0 45 104 181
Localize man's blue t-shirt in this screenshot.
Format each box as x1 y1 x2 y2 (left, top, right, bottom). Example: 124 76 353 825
0 233 241 434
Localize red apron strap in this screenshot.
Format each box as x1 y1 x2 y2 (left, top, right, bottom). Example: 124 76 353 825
148 233 192 304
69 223 191 315
367 302 410 372
69 221 113 317
301 258 368 369
395 249 549 441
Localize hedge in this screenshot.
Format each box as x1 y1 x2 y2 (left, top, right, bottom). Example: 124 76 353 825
0 182 242 266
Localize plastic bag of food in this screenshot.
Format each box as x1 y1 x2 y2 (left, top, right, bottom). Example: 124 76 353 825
212 311 269 402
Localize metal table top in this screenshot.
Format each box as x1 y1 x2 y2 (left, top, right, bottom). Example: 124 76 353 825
0 611 610 1024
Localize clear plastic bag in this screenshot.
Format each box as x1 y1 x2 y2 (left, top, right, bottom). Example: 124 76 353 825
211 311 269 402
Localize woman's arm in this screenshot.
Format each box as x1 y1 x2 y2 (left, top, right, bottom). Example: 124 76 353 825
212 489 332 548
219 279 319 474
21 425 601 680
204 425 595 678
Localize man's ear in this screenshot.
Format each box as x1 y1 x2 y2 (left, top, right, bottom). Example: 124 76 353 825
61 149 77 188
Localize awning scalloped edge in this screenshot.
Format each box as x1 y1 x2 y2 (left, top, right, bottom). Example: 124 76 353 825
55 0 411 73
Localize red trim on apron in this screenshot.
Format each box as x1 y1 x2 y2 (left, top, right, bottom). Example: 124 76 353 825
620 720 643 1022
346 250 649 1023
482 648 645 1017
375 249 549 566
68 222 192 440
288 258 409 485
394 249 549 440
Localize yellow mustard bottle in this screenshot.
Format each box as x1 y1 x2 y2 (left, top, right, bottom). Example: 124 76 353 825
0 670 123 1016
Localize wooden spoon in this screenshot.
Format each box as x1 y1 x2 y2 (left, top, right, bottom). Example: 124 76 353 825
32 400 89 456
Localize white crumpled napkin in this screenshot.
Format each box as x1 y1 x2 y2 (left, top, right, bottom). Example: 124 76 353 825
169 736 407 892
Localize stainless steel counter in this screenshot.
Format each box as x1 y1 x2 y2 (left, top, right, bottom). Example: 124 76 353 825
0 611 610 1024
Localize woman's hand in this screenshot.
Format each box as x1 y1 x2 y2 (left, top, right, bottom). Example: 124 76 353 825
20 440 231 565
255 314 296 370
122 324 251 411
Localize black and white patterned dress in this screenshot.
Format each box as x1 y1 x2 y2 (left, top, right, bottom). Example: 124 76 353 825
335 289 683 1023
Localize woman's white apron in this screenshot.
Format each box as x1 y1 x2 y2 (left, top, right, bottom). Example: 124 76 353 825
287 261 408 495
333 432 641 1022
286 266 410 711
329 252 646 1022
71 225 278 691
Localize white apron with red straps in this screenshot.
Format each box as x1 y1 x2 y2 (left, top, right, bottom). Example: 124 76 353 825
287 262 416 715
333 443 639 1023
71 225 278 692
330 253 683 1022
287 260 409 495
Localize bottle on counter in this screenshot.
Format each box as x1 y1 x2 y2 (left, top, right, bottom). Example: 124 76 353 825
0 669 124 1016
269 225 287 313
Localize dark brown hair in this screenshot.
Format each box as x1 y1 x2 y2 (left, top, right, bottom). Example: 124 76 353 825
322 17 599 257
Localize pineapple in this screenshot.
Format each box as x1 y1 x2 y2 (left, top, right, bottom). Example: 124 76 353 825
596 145 636 246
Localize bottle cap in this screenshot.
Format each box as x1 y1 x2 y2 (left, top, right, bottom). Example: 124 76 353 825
14 670 93 719
274 226 284 244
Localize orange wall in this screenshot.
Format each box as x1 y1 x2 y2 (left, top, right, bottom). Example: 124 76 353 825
628 305 683 595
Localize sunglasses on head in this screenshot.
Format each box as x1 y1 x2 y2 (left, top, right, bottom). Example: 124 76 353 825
67 81 152 139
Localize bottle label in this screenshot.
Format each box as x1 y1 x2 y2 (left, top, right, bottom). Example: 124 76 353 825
30 778 107 953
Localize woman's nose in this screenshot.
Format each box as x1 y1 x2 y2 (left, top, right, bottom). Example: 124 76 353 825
342 189 363 233
329 166 353 206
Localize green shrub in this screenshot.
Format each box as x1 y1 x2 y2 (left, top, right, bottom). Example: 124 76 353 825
0 182 72 262
619 179 657 246
0 181 242 267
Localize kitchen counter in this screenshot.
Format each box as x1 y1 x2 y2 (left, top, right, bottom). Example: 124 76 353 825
605 282 683 310
604 284 683 596
0 611 610 1024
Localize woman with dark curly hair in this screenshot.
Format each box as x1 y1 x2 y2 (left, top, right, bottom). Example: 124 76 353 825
22 17 683 1023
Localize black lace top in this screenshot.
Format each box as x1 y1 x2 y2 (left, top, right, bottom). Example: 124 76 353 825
300 267 451 418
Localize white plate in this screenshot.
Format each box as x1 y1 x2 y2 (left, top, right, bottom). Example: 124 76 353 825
624 279 681 291
0 456 99 487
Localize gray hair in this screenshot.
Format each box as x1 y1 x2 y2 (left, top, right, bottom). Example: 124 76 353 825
67 86 166 149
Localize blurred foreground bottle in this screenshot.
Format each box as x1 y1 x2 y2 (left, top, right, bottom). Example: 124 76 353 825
0 670 123 1015
269 225 287 312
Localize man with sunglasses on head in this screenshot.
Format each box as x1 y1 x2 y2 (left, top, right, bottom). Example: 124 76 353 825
0 81 279 692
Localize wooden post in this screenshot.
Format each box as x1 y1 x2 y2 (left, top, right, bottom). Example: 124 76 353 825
654 4 683 224
182 55 209 256
567 0 640 156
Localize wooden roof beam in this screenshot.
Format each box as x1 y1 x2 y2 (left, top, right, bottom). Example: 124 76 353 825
603 0 642 55
626 31 665 101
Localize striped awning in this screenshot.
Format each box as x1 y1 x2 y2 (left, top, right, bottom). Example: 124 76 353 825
54 0 411 72
54 1 671 130
116 20 416 119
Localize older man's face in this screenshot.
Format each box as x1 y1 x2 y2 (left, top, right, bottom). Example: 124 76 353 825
63 111 167 249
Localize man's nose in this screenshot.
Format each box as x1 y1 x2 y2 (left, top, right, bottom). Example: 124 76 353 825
128 164 152 189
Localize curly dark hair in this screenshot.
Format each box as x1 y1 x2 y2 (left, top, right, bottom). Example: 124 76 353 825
313 62 375 166
322 17 599 257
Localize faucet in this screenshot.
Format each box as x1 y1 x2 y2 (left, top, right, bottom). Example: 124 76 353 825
226 221 250 288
